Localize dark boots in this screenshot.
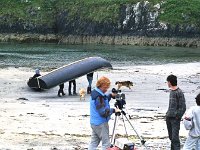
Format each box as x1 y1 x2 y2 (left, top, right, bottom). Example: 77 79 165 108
87 87 91 94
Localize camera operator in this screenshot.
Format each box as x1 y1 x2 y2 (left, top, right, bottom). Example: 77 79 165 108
88 76 121 150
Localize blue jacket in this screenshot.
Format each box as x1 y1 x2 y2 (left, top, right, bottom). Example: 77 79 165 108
90 87 114 126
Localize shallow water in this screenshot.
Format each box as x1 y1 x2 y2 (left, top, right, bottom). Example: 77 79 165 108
0 43 199 69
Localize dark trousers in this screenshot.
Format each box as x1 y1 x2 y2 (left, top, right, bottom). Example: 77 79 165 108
58 84 65 95
68 80 76 94
166 117 181 150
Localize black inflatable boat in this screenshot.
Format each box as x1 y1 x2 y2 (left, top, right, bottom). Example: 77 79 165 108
27 57 112 90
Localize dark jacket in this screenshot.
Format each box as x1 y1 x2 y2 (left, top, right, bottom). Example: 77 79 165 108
166 88 186 119
32 74 41 79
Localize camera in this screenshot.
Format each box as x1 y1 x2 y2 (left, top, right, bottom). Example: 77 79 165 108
112 88 126 110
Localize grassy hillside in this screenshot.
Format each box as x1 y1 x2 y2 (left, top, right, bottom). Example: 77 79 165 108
55 0 161 23
0 0 56 26
0 0 199 28
159 0 200 27
0 0 160 25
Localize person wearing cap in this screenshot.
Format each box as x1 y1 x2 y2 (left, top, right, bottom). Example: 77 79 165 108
32 68 41 78
183 93 200 150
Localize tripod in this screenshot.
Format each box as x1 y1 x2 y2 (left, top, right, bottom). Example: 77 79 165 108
110 110 147 149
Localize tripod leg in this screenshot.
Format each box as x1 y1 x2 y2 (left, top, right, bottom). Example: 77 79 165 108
123 113 146 146
110 115 119 146
125 107 132 119
121 115 128 138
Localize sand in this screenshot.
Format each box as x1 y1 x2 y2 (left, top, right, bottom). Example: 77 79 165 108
0 63 200 150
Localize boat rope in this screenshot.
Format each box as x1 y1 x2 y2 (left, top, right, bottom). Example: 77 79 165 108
36 77 41 89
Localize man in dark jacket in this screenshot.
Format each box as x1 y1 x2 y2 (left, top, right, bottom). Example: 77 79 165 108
166 74 186 150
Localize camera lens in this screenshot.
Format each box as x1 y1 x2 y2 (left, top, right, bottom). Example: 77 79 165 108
112 88 118 93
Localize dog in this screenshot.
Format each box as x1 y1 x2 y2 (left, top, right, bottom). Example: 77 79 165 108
115 81 133 90
79 88 86 100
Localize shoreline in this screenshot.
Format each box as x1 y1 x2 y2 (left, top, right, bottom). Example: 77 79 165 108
0 33 200 48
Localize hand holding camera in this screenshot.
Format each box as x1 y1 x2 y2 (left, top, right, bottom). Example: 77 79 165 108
114 107 121 113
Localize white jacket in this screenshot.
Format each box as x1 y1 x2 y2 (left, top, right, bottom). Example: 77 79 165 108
183 106 200 137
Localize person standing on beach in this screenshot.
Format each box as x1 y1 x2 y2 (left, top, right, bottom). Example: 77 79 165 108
58 83 65 97
166 74 186 150
88 76 120 150
183 93 200 150
87 72 94 94
68 79 77 95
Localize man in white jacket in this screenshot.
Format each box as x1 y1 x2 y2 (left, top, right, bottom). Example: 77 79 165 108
183 93 200 150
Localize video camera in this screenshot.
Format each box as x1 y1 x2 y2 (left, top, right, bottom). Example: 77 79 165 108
112 88 126 110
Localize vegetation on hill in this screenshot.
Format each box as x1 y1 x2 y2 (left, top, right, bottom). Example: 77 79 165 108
159 0 200 27
55 0 161 23
0 0 199 29
0 0 159 25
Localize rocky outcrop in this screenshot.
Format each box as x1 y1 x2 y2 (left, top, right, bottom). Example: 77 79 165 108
60 35 200 47
0 1 199 47
1 33 199 47
0 34 58 43
54 2 200 37
0 1 200 38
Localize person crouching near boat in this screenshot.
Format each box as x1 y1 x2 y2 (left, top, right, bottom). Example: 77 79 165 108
88 76 121 150
183 93 200 150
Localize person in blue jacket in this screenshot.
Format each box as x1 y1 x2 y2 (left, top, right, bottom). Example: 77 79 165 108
88 76 120 150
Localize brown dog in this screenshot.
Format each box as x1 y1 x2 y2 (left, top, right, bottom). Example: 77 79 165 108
79 88 86 100
115 81 133 90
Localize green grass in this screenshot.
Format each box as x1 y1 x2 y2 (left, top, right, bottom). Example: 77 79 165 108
0 0 161 25
159 0 200 27
0 0 199 29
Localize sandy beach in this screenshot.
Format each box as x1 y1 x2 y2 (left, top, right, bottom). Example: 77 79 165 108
0 63 200 150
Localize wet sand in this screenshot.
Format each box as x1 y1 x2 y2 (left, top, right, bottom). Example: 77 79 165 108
0 63 200 149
